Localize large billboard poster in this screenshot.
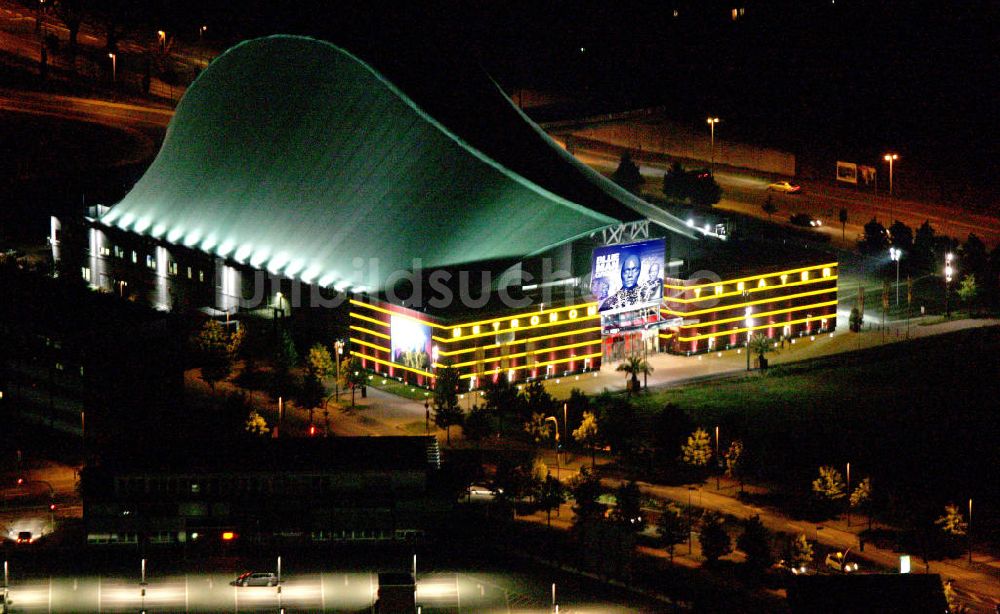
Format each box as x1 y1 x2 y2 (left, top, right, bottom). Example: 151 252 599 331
390 314 433 371
591 238 666 314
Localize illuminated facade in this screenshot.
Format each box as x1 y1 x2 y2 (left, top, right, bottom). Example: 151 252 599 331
660 262 839 354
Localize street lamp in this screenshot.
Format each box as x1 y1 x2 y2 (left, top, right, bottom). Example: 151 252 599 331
944 253 954 318
846 462 851 527
545 416 560 482
108 52 116 83
334 339 344 401
744 303 752 372
889 247 902 306
714 426 721 491
706 117 721 174
883 153 899 196
968 498 972 565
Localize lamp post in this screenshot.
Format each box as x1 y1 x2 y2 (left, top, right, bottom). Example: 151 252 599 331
944 253 954 318
846 462 851 527
706 117 720 174
883 153 899 196
714 426 721 490
968 498 972 565
334 339 344 401
108 52 116 83
744 303 752 372
889 248 902 306
545 416 560 482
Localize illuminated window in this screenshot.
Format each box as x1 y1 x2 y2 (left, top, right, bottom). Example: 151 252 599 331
823 267 832 277
549 312 559 322
99 245 111 257
168 261 178 276
801 271 809 282
113 245 124 259
453 328 461 338
81 267 91 282
199 270 205 283
186 266 192 279
131 250 138 264
146 254 156 270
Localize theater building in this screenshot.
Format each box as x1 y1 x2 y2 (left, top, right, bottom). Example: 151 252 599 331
55 35 837 387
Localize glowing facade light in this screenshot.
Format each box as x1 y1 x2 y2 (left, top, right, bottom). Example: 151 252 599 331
317 272 338 287
133 217 151 233
300 266 321 283
249 247 271 268
166 227 185 243
216 240 235 257
233 244 253 263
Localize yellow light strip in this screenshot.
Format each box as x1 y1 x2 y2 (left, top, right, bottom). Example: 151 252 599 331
350 337 390 354
458 352 603 379
432 315 600 343
436 326 603 357
349 298 599 329
677 314 835 342
349 312 389 327
436 339 601 369
666 276 837 304
350 351 435 378
349 324 390 340
660 286 837 317
663 262 838 291
683 300 839 330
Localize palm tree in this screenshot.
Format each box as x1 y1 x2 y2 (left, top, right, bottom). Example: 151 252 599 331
616 354 652 394
747 333 778 370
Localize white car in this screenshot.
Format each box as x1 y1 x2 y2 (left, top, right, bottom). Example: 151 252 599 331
768 180 802 193
824 550 859 573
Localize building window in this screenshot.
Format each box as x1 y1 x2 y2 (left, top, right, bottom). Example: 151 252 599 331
131 250 138 264
99 245 111 257
114 245 125 259
146 254 156 270
81 267 91 282
168 261 178 276
187 266 193 279
198 270 205 283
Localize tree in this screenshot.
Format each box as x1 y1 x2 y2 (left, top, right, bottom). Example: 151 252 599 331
724 440 746 492
611 151 643 194
463 404 496 442
482 376 522 434
651 402 695 467
53 0 84 55
935 503 967 536
197 320 243 393
849 307 864 332
747 332 777 369
570 466 605 531
574 411 600 467
662 161 722 206
788 533 814 569
523 412 552 445
889 220 914 255
432 365 463 444
299 372 325 423
957 274 978 314
850 477 874 530
699 511 733 565
737 515 773 571
960 233 989 280
859 217 889 255
244 410 269 436
839 207 848 241
682 427 713 467
522 379 556 421
812 465 846 502
610 480 646 533
270 328 298 398
616 354 652 395
538 473 566 527
306 344 334 380
656 502 689 564
762 195 777 221
912 220 936 271
339 356 366 407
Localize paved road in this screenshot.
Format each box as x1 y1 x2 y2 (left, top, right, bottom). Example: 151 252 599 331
0 569 653 613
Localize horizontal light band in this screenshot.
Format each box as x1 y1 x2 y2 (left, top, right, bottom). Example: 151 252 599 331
349 312 388 327
458 352 603 379
437 339 601 369
661 286 838 318
350 351 435 378
437 326 603 356
684 300 839 330
433 314 600 343
677 314 834 342
663 262 838 291
349 337 390 354
349 325 390 340
666 275 837 304
349 298 598 330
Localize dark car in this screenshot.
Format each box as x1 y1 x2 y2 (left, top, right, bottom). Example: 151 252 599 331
230 572 278 587
16 531 32 544
789 213 822 228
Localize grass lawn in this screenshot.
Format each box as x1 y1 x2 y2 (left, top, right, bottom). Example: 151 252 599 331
366 375 434 402
633 326 1000 515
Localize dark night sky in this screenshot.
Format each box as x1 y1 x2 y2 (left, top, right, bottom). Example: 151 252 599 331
147 0 998 206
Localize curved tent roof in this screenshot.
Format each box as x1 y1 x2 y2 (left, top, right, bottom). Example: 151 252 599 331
101 35 693 292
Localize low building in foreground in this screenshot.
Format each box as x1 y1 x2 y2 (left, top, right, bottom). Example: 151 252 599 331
82 436 444 547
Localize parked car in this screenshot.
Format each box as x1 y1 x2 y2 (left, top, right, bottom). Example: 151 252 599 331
773 559 814 576
768 180 802 193
16 531 32 544
230 572 278 587
789 213 823 227
824 550 860 573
